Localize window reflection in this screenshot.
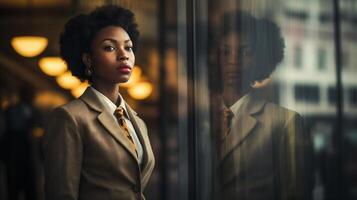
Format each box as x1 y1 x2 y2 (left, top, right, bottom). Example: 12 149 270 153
294 85 320 104
294 46 303 69
317 48 327 71
200 0 357 199
211 10 313 200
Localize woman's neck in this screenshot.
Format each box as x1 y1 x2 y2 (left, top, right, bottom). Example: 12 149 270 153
222 87 251 107
92 80 120 104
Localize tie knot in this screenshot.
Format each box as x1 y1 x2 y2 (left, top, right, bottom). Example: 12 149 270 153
221 106 233 131
222 105 233 120
223 107 233 119
115 106 125 118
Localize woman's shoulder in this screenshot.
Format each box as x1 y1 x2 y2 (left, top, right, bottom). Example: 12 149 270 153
264 101 299 115
263 101 303 125
50 98 88 119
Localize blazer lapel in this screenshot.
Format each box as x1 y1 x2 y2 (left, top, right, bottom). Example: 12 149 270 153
220 92 266 161
80 87 139 163
97 112 139 162
125 103 152 173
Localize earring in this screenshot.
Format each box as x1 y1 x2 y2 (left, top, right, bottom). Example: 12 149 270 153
85 65 92 77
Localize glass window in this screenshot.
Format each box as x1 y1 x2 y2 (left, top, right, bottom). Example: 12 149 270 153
328 86 336 104
318 48 327 70
349 87 357 106
342 50 349 68
294 46 303 68
173 0 357 199
161 0 357 199
285 9 309 21
295 84 320 103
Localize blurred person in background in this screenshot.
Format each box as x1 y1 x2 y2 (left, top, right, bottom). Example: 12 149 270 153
3 85 37 200
43 5 155 200
213 11 314 200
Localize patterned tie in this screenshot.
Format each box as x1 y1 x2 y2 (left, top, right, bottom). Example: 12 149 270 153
114 106 138 157
222 105 234 139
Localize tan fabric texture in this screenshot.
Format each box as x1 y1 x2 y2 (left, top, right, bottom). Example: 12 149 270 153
43 88 155 200
214 92 313 200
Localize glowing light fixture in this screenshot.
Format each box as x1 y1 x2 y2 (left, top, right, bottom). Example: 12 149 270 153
56 71 81 90
11 36 48 57
71 81 90 98
120 66 142 88
128 81 153 100
32 127 45 138
39 57 67 76
33 90 68 108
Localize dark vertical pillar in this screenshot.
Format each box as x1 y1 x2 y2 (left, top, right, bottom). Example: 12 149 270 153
158 0 167 199
332 0 344 199
186 0 197 200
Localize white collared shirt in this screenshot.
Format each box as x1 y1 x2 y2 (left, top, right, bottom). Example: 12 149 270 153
90 87 144 164
229 93 250 120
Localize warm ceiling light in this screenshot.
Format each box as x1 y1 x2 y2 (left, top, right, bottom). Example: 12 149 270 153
120 66 142 88
11 36 48 57
56 71 81 90
71 81 90 98
128 81 153 100
33 90 68 109
39 57 67 76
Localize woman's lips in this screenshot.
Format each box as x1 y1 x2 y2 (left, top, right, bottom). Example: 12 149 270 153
117 66 131 74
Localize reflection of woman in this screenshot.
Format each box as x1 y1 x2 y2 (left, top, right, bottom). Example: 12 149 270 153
214 11 313 199
43 5 155 200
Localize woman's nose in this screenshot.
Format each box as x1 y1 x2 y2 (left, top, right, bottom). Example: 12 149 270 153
227 49 239 64
117 48 129 61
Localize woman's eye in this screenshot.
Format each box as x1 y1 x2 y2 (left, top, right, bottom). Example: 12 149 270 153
239 47 253 58
104 46 116 51
125 46 133 52
220 47 230 56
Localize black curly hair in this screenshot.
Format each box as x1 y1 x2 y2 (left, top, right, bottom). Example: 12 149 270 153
59 5 139 81
220 11 285 82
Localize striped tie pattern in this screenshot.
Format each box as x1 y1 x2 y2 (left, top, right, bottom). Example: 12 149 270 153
222 106 234 139
114 106 138 157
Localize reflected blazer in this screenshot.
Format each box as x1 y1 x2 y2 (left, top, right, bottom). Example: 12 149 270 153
43 88 155 200
216 92 313 200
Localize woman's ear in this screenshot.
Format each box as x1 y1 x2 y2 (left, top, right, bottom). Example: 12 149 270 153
250 77 271 89
82 53 92 68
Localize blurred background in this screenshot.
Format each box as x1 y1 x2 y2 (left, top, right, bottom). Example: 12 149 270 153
0 0 356 200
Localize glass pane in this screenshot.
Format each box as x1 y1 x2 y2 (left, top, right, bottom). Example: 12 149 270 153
180 0 355 199
341 0 357 199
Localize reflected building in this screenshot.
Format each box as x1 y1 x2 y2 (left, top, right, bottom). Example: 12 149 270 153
274 0 357 117
272 0 357 199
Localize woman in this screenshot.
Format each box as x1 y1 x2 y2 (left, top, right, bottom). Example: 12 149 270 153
43 5 155 200
213 11 313 200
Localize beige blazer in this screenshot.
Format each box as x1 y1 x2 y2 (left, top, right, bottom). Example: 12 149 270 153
43 88 155 200
216 93 313 200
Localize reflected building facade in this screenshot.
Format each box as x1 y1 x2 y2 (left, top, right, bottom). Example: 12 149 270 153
275 0 357 117
273 0 357 199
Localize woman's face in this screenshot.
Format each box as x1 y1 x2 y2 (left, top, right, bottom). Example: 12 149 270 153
219 32 253 92
88 26 135 84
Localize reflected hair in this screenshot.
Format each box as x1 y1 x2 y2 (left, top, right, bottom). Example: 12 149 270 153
220 11 285 82
59 5 139 81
